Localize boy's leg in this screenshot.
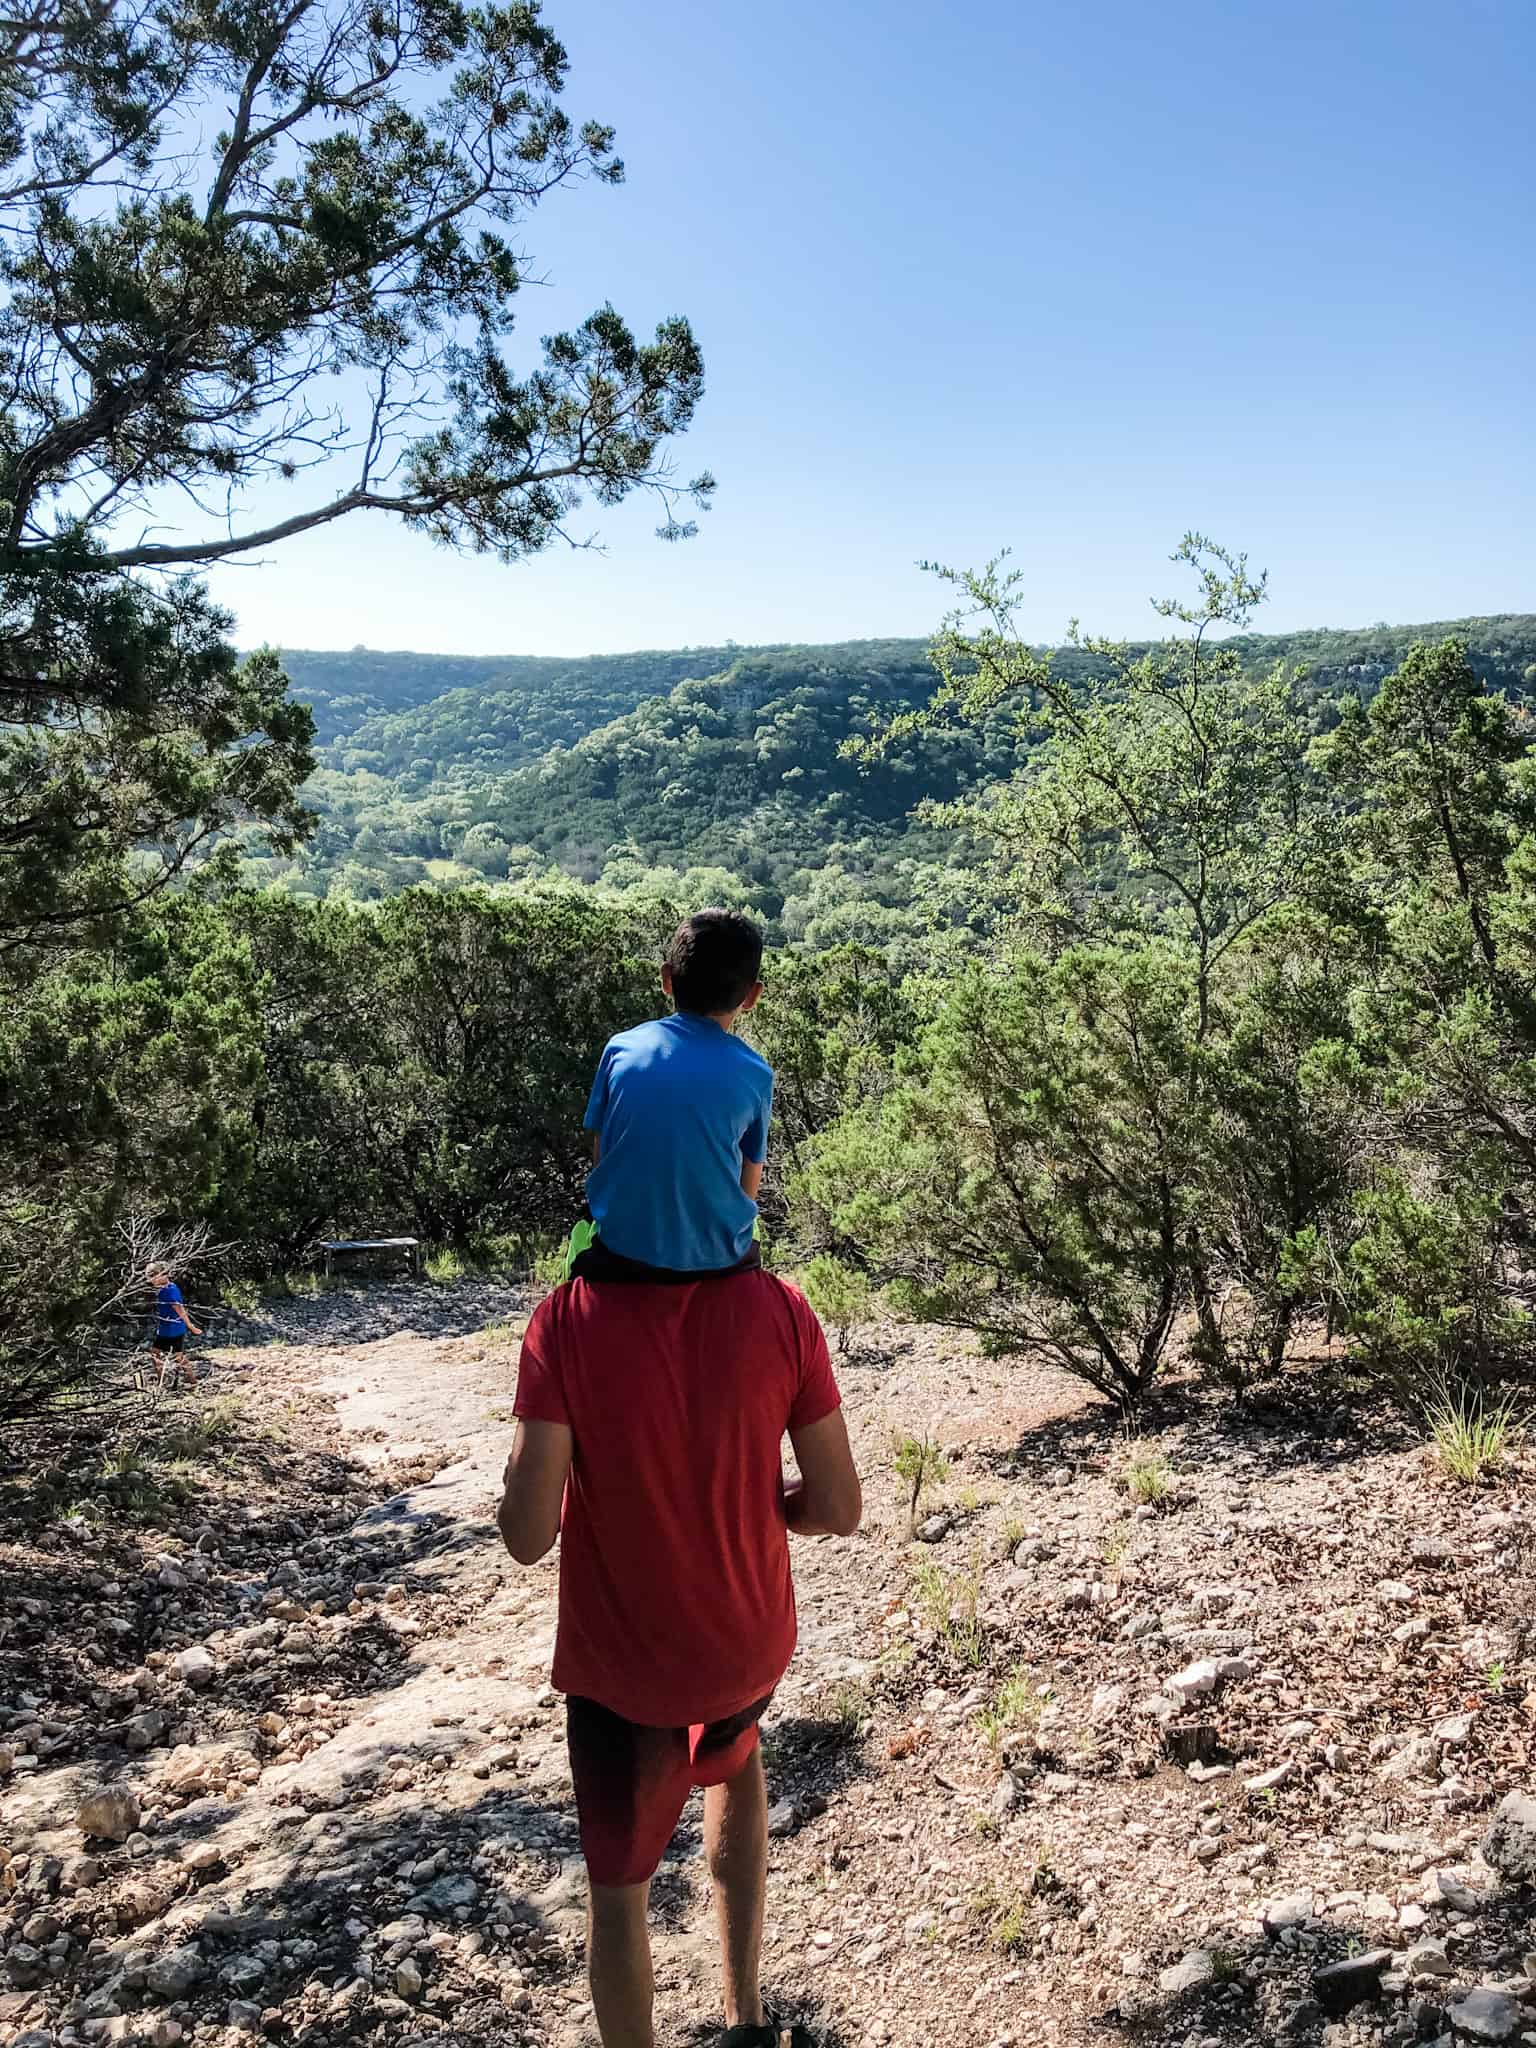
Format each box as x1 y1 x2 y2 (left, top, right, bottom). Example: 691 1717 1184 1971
587 1881 655 2048
704 1746 768 2032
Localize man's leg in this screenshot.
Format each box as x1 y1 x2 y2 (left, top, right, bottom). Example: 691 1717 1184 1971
704 1745 768 2032
587 1880 655 2048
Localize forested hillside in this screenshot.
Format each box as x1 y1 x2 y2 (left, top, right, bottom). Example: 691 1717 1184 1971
282 643 771 746
262 614 1536 914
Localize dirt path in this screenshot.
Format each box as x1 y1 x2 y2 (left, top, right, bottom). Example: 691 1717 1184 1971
4 1283 1535 2048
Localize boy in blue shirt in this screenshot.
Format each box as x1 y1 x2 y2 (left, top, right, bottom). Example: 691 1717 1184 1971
573 910 772 1280
147 1264 202 1391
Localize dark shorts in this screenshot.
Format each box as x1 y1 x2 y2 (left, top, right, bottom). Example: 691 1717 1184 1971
566 1693 772 1888
152 1333 186 1354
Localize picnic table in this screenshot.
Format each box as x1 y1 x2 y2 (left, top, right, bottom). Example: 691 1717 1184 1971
319 1236 422 1280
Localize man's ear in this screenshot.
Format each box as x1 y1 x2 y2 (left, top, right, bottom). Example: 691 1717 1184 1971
661 963 674 999
738 980 764 1014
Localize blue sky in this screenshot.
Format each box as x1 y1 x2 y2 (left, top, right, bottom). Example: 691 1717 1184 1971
209 0 1536 657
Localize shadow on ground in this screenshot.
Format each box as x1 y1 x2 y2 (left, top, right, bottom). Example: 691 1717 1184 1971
975 1362 1425 1490
1089 1887 1535 2048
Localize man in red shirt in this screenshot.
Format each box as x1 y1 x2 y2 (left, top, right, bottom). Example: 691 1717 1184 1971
498 1264 861 2048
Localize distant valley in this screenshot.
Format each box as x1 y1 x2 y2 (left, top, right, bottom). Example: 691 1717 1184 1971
260 615 1536 932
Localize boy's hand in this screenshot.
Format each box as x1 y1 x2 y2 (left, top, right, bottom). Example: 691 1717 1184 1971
188 1324 203 1337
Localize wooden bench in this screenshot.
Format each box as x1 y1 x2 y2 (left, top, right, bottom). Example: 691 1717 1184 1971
319 1237 421 1280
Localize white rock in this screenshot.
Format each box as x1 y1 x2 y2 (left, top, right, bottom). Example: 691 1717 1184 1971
1164 1659 1221 1705
1262 1891 1314 1933
1246 1761 1296 1795
1158 1951 1214 1994
173 1647 216 1690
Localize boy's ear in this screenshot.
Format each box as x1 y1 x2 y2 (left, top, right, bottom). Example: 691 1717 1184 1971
738 980 764 1014
660 963 674 998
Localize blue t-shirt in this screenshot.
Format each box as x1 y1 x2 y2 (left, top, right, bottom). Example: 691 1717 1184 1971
583 1012 773 1272
156 1283 186 1337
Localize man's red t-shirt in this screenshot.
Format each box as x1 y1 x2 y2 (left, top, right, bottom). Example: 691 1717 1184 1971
513 1270 841 1727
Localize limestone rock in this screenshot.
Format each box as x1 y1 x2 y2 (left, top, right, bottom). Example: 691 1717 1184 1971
78 1785 140 1841
1482 1792 1536 1886
173 1646 216 1690
1262 1891 1314 1934
1164 1659 1221 1705
1158 1950 1215 1995
1447 1988 1521 2042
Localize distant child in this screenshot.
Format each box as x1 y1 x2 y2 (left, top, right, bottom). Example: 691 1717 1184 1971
147 1265 202 1391
571 910 772 1280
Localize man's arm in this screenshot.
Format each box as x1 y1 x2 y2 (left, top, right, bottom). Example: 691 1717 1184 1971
739 1156 764 1201
784 1408 861 1538
171 1294 201 1336
497 1418 574 1565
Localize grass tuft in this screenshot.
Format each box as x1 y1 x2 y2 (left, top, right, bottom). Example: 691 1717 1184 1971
1123 1447 1175 1507
1423 1376 1525 1485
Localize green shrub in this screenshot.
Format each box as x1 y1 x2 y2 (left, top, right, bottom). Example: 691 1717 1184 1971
801 1254 872 1353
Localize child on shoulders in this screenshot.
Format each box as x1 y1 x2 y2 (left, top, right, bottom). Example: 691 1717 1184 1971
574 910 771 1280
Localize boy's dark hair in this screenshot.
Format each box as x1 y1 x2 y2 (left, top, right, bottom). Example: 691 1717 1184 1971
665 909 764 1015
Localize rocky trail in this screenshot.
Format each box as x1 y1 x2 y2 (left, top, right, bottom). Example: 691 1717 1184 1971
3 1283 1536 2048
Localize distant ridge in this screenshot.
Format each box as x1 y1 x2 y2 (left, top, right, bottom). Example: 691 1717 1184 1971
259 614 1536 903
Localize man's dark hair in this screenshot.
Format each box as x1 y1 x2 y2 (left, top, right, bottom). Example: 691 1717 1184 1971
665 909 764 1015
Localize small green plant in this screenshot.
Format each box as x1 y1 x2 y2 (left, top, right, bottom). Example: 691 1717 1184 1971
992 1899 1030 1955
911 1556 986 1667
1123 1447 1175 1507
973 1704 1005 1751
1001 1514 1027 1550
955 1482 980 1513
971 1810 1001 1840
946 1566 986 1668
159 1392 247 1461
1210 1947 1243 1985
910 1556 951 1632
975 1668 1051 1751
219 1276 263 1316
801 1254 873 1354
824 1678 871 1735
482 1319 527 1348
1424 1375 1525 1485
894 1431 949 1532
971 1879 1033 1955
997 1667 1050 1727
1486 1660 1507 1689
1101 1522 1133 1565
425 1247 467 1284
